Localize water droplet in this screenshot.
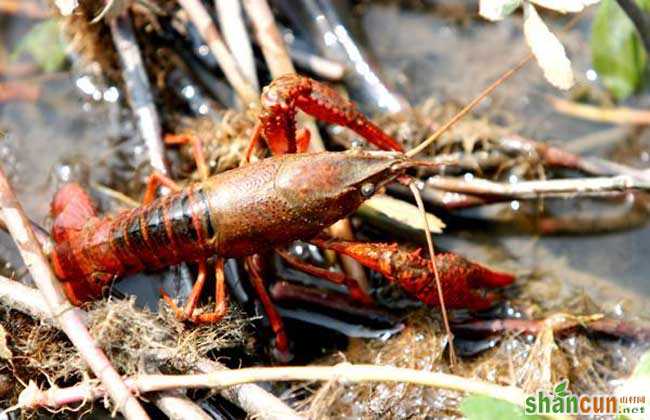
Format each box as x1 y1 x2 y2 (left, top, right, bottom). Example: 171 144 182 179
361 182 375 197
586 68 598 81
103 86 119 103
197 45 210 56
181 85 195 99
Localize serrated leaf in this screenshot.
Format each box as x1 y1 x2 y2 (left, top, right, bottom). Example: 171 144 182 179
530 0 600 13
479 0 523 21
523 2 575 89
0 325 12 360
10 20 66 73
592 0 649 100
460 395 543 420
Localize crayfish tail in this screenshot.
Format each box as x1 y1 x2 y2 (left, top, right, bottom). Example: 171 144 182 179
51 183 98 243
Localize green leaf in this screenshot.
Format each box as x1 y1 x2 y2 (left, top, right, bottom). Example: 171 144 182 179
592 0 650 100
460 395 543 420
11 19 67 73
553 380 568 397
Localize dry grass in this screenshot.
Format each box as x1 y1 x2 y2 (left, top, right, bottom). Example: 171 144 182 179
0 297 250 407
171 112 257 179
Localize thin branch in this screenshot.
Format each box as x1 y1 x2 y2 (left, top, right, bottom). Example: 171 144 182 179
288 48 346 81
616 0 650 54
0 276 303 420
408 54 532 158
0 0 50 19
110 12 169 175
18 363 570 420
192 359 304 420
241 0 294 77
150 368 211 420
0 169 148 420
548 96 650 125
0 275 51 321
215 0 259 92
426 174 650 198
497 135 650 182
178 0 258 104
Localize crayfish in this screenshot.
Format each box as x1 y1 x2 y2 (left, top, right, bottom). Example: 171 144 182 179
49 74 514 358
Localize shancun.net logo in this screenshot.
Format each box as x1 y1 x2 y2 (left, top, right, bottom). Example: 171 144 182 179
524 380 646 416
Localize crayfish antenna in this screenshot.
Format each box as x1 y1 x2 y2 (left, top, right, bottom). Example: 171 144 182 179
406 179 457 368
405 56 531 159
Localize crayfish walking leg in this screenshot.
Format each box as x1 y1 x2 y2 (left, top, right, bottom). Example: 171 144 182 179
158 133 229 323
164 133 289 354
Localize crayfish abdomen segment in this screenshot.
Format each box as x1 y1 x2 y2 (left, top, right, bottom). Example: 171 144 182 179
51 183 218 303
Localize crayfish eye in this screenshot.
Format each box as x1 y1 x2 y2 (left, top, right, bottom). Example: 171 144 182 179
361 182 375 197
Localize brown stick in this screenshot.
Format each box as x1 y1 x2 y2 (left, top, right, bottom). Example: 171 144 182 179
0 0 50 19
215 0 259 92
0 168 148 419
18 364 572 420
426 174 650 198
548 96 650 125
0 276 304 420
0 275 51 321
179 0 258 105
241 0 294 77
150 369 212 420
109 13 169 175
0 81 41 103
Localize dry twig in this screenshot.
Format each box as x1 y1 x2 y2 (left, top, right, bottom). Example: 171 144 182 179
179 0 258 104
549 96 650 125
0 168 148 419
215 0 258 92
110 12 168 175
427 174 650 198
18 363 569 420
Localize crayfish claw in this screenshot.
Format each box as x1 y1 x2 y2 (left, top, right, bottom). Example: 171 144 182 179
312 238 515 311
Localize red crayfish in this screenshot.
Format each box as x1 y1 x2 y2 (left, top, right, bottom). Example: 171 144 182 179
49 74 515 357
